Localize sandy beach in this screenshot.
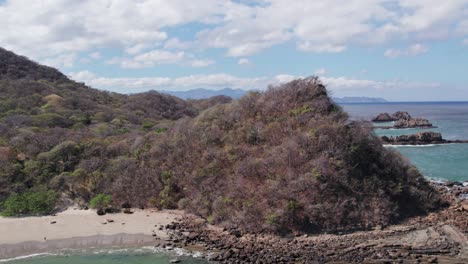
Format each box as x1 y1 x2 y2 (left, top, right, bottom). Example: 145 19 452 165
0 208 181 260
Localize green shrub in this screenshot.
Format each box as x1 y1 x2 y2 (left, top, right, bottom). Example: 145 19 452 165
32 113 70 127
1 189 58 216
89 194 112 209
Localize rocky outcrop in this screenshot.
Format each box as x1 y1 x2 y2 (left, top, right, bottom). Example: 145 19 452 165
372 111 436 129
394 117 433 128
372 112 394 122
382 131 468 145
158 181 467 263
391 111 412 121
372 111 412 122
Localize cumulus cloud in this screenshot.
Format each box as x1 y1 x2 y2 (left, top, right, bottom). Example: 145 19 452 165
238 58 250 65
314 68 327 76
106 49 214 69
384 44 429 58
69 71 441 96
1 0 467 65
0 0 238 66
89 52 102 60
190 59 215 67
69 71 268 92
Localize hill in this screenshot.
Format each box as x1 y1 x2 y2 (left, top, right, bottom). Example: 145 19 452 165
0 48 441 234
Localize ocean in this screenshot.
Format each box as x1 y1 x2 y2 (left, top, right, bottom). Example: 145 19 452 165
341 101 468 182
0 248 209 264
4 102 467 263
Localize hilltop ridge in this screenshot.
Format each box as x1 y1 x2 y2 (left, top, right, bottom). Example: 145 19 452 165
0 48 442 234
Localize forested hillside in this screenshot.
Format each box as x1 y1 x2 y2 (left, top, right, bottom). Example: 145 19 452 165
0 48 441 234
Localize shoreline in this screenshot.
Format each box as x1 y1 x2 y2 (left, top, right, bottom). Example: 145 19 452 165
1 181 467 263
0 208 182 260
0 233 157 261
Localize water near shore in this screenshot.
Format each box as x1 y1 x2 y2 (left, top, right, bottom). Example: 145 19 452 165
342 102 468 182
1 248 208 264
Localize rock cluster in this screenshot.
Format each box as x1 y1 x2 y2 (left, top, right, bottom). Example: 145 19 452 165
394 117 433 128
382 131 468 145
372 111 412 122
372 111 435 129
157 182 467 263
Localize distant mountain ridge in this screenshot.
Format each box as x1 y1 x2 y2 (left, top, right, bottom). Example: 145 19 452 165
160 88 248 99
161 88 388 103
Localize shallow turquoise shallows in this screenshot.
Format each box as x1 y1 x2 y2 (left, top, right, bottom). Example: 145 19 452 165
342 102 468 182
3 248 209 264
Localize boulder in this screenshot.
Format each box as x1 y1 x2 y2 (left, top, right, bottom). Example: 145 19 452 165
372 113 393 122
416 131 442 142
97 208 106 215
391 111 412 121
394 118 433 128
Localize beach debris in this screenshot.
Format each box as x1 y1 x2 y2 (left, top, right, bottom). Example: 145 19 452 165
50 221 57 224
106 219 114 223
169 258 181 263
123 208 134 214
97 208 106 216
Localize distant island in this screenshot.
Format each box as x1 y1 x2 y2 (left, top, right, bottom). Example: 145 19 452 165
333 96 388 103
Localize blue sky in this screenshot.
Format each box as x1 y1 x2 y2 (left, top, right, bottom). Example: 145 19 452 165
1 0 467 101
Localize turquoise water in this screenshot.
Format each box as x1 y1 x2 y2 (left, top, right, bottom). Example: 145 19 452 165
2 248 209 264
342 102 468 182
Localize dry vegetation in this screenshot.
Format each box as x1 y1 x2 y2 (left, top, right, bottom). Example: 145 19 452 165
0 47 442 233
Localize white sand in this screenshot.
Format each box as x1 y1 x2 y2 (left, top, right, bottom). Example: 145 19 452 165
0 208 180 244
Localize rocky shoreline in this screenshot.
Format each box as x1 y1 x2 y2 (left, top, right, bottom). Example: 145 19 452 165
155 181 468 263
1 182 466 263
382 131 468 145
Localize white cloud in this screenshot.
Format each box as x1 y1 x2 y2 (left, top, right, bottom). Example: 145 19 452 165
89 52 101 59
106 49 214 69
0 0 467 64
190 59 215 67
134 50 186 65
164 38 194 50
321 76 440 91
238 58 250 65
384 43 429 58
41 53 77 68
69 70 442 100
196 0 468 56
314 68 327 76
69 71 269 91
0 0 240 65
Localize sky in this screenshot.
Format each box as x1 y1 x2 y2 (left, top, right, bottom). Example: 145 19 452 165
1 0 468 101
